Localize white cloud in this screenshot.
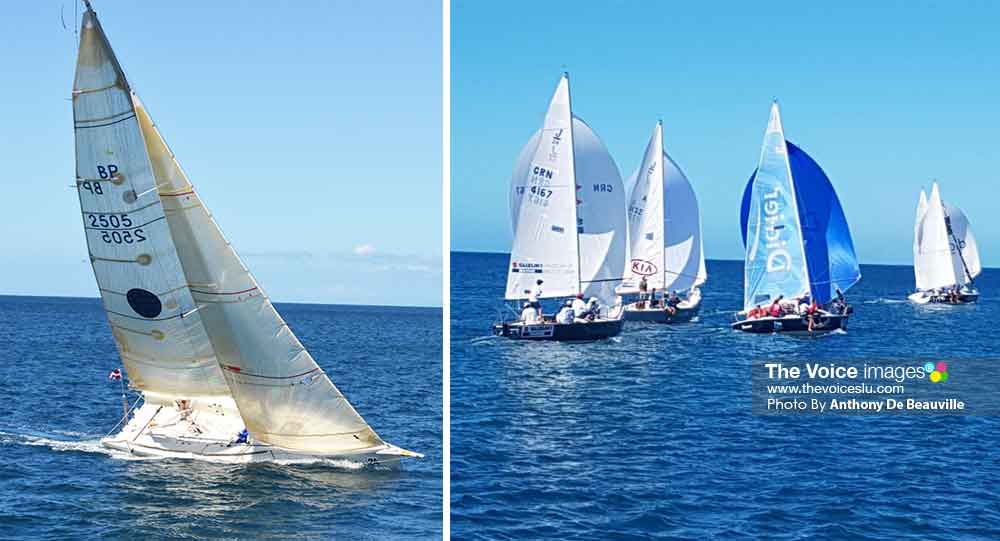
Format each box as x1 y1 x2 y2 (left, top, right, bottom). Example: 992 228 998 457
352 244 377 256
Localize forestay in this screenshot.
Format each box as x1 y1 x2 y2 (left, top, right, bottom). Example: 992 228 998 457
73 10 228 398
739 103 810 311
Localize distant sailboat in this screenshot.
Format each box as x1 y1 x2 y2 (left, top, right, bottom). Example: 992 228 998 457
619 121 706 323
493 73 627 341
732 103 860 334
908 182 981 304
72 2 419 464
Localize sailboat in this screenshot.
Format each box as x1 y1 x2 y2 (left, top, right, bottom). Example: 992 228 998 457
731 103 861 334
618 121 707 323
72 2 419 465
908 182 981 304
492 73 627 341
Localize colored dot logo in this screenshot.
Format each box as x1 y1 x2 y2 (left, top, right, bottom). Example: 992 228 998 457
925 361 949 383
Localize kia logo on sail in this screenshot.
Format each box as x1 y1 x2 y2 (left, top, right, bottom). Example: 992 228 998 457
630 259 657 276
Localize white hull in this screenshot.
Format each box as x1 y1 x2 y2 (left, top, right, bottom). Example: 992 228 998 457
103 397 419 468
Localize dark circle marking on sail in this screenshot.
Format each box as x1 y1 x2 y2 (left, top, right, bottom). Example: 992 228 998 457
126 288 162 318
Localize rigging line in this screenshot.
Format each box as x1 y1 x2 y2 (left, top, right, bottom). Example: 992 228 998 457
160 190 195 198
580 277 624 284
190 286 259 296
106 308 182 322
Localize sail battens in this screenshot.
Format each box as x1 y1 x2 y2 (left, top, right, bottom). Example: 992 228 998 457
161 190 195 198
106 308 182 322
222 365 321 380
80 200 161 215
190 286 260 296
72 80 122 96
74 109 134 125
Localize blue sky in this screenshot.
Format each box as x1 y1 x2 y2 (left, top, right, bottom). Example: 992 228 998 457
0 1 441 306
451 1 1000 267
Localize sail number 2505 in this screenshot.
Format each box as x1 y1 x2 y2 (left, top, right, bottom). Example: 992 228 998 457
87 213 147 244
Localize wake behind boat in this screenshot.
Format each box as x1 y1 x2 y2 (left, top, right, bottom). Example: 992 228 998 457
731 103 860 335
72 3 419 466
909 182 981 305
492 73 626 341
618 121 707 324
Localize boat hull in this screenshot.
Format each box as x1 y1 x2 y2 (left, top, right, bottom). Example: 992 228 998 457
492 317 624 341
623 299 701 323
908 291 979 305
731 313 848 335
101 400 418 468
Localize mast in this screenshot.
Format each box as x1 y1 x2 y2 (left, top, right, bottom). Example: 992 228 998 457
657 119 666 292
566 72 583 296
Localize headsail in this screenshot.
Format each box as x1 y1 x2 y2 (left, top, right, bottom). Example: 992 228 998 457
740 104 860 306
739 103 810 310
73 8 228 397
943 201 981 285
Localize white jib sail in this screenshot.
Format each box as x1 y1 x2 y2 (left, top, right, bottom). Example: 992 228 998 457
915 183 958 290
912 189 929 288
132 97 384 454
505 75 580 300
73 10 229 398
943 202 981 284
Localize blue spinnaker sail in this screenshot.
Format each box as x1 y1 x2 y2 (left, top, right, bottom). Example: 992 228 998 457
741 141 860 305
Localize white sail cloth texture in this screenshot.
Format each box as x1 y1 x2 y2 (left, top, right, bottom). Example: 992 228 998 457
505 75 579 300
625 122 706 293
73 11 228 398
508 78 626 304
76 9 382 454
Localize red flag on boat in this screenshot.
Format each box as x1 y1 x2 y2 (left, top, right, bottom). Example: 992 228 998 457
108 368 122 381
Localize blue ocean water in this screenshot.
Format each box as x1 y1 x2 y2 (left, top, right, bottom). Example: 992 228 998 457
451 252 1000 540
0 296 441 540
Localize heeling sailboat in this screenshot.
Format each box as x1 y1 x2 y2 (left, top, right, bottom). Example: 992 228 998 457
492 73 627 341
908 182 981 304
72 3 419 465
619 121 707 323
731 102 860 335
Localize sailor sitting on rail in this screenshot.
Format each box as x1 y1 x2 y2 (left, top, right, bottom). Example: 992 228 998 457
556 300 575 324
521 302 541 324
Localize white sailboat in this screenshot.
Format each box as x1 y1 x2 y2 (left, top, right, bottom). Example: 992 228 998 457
492 73 627 341
909 182 981 304
732 103 861 334
73 2 419 465
619 121 707 323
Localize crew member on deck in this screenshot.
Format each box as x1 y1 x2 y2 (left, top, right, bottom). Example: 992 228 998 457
556 300 575 324
572 293 588 319
638 275 649 305
769 296 784 317
665 291 680 315
525 279 544 309
521 302 540 323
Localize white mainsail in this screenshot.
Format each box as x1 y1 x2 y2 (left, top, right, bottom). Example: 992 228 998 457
73 10 228 398
76 6 384 455
914 183 963 290
507 75 626 303
624 122 706 294
505 75 579 300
